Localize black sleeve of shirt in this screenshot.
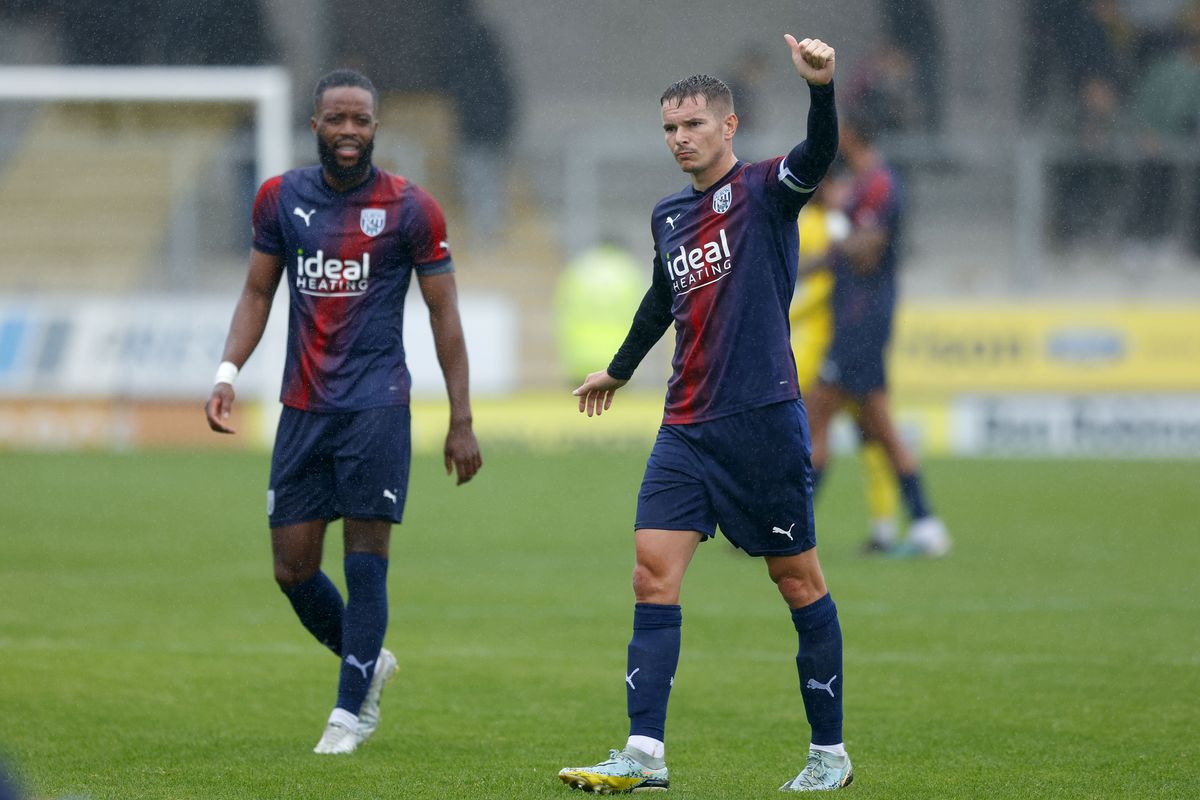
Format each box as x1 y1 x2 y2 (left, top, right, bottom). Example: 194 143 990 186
606 257 673 381
784 81 838 189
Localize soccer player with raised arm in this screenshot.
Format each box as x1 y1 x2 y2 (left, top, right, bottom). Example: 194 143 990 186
559 35 853 792
205 69 482 754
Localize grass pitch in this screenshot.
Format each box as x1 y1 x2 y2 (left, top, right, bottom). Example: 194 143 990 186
0 447 1197 799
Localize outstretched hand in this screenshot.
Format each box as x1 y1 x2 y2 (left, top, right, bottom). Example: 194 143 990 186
785 35 835 85
573 370 629 417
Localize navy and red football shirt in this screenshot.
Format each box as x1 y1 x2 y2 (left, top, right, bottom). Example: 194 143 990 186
830 164 902 338
651 156 818 424
251 165 453 412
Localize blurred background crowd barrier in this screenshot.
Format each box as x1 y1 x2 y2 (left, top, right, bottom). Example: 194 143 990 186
1 0 1198 456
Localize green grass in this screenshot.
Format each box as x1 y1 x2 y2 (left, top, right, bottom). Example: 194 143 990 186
1 448 1198 799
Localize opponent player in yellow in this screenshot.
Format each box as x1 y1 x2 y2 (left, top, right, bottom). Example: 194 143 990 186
791 184 900 551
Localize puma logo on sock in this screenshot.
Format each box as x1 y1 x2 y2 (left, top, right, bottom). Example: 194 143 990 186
345 654 375 680
806 674 838 697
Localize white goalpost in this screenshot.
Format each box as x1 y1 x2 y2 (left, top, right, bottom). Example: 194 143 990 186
0 65 292 185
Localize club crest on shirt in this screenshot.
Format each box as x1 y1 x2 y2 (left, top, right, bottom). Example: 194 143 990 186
360 208 386 237
713 184 732 214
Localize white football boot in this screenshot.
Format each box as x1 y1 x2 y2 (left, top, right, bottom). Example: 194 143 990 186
898 515 952 558
314 708 361 754
356 647 398 742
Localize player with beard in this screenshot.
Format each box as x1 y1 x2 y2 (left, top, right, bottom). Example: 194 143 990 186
206 69 482 754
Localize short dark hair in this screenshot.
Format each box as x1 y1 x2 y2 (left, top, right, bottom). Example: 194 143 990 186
313 69 379 113
660 74 734 115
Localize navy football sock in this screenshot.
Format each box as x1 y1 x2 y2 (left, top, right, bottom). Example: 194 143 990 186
792 593 843 746
627 603 682 741
336 552 389 715
898 472 932 520
282 571 344 656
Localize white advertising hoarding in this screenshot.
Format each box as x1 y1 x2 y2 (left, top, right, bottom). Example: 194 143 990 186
0 292 517 400
949 395 1200 458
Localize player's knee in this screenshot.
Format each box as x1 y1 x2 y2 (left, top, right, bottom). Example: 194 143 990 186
631 562 678 604
274 561 317 591
773 572 825 608
631 563 660 599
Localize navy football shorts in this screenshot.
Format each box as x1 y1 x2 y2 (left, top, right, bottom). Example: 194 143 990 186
820 326 891 397
267 405 412 528
635 400 817 557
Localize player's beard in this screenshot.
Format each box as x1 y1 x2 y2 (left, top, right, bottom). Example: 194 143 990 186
318 137 375 187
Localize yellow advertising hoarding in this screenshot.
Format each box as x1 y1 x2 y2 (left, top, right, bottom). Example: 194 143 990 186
891 303 1200 393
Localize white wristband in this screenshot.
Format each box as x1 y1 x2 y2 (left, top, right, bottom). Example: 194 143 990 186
214 361 239 386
